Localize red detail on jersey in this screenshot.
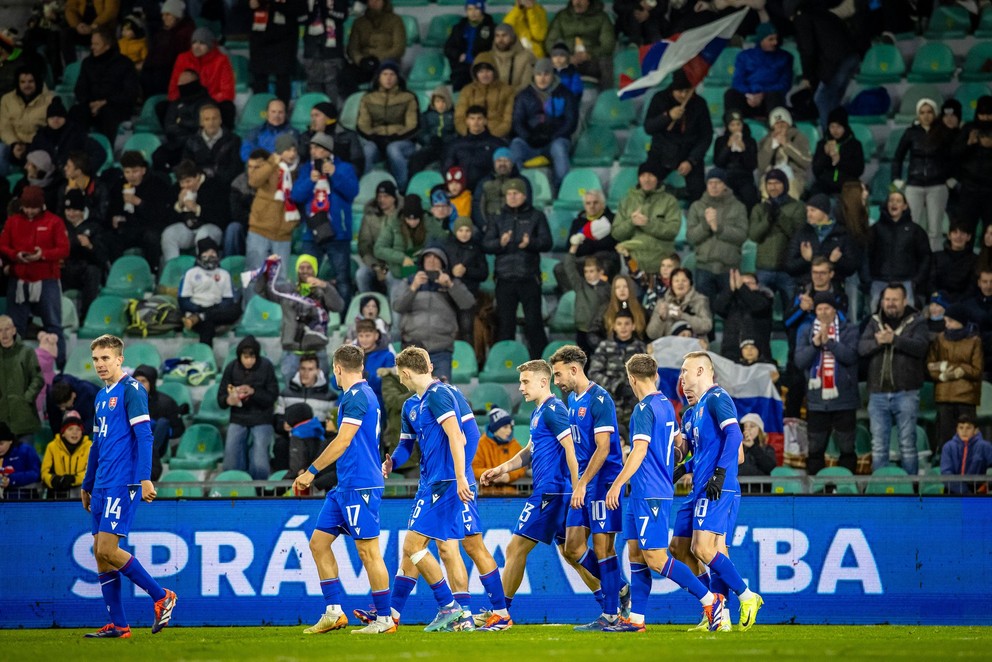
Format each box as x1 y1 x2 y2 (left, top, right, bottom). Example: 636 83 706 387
108 397 118 410
578 407 587 419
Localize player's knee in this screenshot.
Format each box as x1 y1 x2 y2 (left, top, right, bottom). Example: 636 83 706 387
690 539 714 564
592 539 612 559
356 543 379 564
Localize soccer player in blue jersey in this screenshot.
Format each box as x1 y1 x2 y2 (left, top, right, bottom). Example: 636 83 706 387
603 353 723 632
80 334 176 639
677 351 763 630
548 345 628 631
293 345 394 635
480 360 580 608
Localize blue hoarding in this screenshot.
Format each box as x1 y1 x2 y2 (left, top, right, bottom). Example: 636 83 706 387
2 497 989 627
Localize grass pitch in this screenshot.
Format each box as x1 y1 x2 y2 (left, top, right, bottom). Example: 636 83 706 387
3 625 989 661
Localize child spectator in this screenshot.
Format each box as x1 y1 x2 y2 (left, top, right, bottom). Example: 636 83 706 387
712 111 759 211
345 295 391 343
179 237 240 346
445 166 472 218
941 414 992 494
118 14 148 70
549 41 582 99
41 409 91 497
739 412 777 478
429 184 458 232
0 422 41 499
473 407 526 494
284 402 335 494
354 318 396 409
560 252 610 355
737 338 778 383
927 304 984 454
407 85 456 179
640 253 680 313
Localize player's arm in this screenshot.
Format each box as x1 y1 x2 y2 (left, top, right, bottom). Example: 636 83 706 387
706 401 743 501
384 432 415 478
80 433 99 511
560 431 583 507
606 440 648 510
442 415 473 502
481 442 532 485
126 382 156 502
294 422 360 491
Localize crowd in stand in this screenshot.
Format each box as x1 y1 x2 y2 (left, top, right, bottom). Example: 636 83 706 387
3 0 992 499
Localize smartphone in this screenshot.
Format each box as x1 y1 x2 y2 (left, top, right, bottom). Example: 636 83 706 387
426 270 440 282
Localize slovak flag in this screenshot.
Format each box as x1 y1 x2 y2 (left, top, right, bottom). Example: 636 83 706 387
617 8 748 100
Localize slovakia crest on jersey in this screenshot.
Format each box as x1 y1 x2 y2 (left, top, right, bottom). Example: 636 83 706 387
409 408 417 422
108 397 118 411
578 407 587 419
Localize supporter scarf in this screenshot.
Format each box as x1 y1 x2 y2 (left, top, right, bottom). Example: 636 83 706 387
808 316 839 400
274 162 300 222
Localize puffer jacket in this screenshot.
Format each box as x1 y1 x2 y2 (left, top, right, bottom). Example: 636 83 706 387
454 54 515 137
346 0 406 63
795 318 861 412
356 66 419 144
482 200 552 280
503 2 549 57
511 79 578 145
0 338 44 436
168 46 235 102
490 39 536 92
858 308 930 393
544 0 616 59
374 214 446 278
731 45 793 95
41 434 92 490
757 127 812 195
867 208 931 288
927 331 983 405
892 122 953 187
392 247 476 353
65 0 118 29
748 194 805 271
444 233 489 294
611 185 681 275
0 85 52 145
73 43 138 109
686 190 749 274
941 433 992 494
358 203 395 267
812 131 864 195
444 14 497 70
217 335 280 427
254 257 345 353
645 287 713 340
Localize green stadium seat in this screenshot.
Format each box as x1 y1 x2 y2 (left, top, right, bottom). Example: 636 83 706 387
133 94 167 134
770 466 804 494
77 295 128 338
406 169 444 201
795 121 820 148
608 166 638 208
340 92 363 131
469 382 512 414
850 123 877 161
103 255 154 298
552 168 602 212
451 340 479 384
547 206 574 251
343 290 392 328
521 169 552 208
353 171 397 217
407 50 451 92
220 254 246 281
290 92 331 132
210 470 255 497
707 47 740 87
122 132 162 161
61 295 79 332
424 14 461 49
855 44 905 85
158 470 204 498
514 397 535 424
698 86 725 122
194 383 229 426
401 14 420 45
955 82 992 117
540 256 559 294
230 54 250 93
894 84 943 124
925 5 970 38
158 381 193 424
87 132 114 172
64 343 104 385
812 466 859 494
124 342 162 371
541 339 571 362
865 466 914 495
613 47 641 88
236 291 283 337
590 90 635 129
237 92 277 132
478 340 529 383
570 126 618 167
976 381 992 427
960 42 992 83
907 42 956 83
55 61 80 96
745 119 768 143
157 255 196 296
169 424 225 471
619 127 651 167
770 338 788 369
548 290 577 333
881 126 905 161
918 381 937 426
920 466 945 495
740 240 757 273
166 341 219 382
977 8 992 38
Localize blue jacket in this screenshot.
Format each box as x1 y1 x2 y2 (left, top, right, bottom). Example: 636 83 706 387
363 344 396 410
554 64 583 98
794 319 861 412
2 440 41 497
46 374 99 433
239 122 301 162
291 160 360 242
290 416 326 441
941 433 992 495
731 46 794 95
511 81 578 145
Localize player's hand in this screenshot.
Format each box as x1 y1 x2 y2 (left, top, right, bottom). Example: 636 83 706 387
382 453 393 479
481 466 504 486
456 475 473 502
605 483 621 510
294 471 314 492
571 480 586 509
673 463 687 485
680 472 694 490
81 489 91 512
705 467 726 501
141 480 157 503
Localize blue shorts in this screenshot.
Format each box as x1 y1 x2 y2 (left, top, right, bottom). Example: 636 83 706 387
671 496 695 539
622 497 673 550
565 482 623 534
515 492 568 546
673 491 741 536
408 480 464 541
90 484 141 537
459 483 483 537
315 487 383 539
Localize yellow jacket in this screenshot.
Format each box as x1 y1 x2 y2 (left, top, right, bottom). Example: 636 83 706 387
472 433 527 495
41 434 93 489
0 87 52 145
65 0 119 29
503 3 549 58
118 37 148 66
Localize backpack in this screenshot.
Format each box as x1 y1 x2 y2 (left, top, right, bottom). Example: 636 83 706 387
125 295 182 337
845 87 891 118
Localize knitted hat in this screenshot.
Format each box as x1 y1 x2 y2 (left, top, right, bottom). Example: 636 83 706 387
806 193 831 215
19 185 44 208
26 149 52 175
916 97 938 115
453 216 474 232
493 146 512 162
274 133 297 153
930 291 950 310
740 412 765 433
46 96 67 119
64 188 87 211
313 101 337 123
284 402 314 428
161 0 186 17
942 99 962 122
502 178 527 195
812 291 836 309
466 0 485 9
196 236 219 255
494 22 514 36
550 41 570 57
0 422 13 442
295 253 319 277
487 407 513 435
534 58 554 76
430 185 450 207
945 303 971 326
827 106 849 127
723 110 743 126
739 338 757 349
401 194 424 218
638 161 662 178
670 320 692 336
765 168 789 187
706 167 727 183
191 26 215 46
310 132 334 153
977 95 992 117
376 180 398 199
769 106 793 127
61 409 84 436
671 69 692 90
753 22 777 43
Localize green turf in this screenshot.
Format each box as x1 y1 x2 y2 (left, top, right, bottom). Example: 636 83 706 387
3 625 990 661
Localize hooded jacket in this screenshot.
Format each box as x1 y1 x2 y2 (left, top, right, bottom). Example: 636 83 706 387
168 46 235 102
254 256 345 353
217 335 280 427
544 0 616 59
41 433 93 490
391 247 476 353
643 85 712 170
748 193 805 271
712 123 758 186
482 199 552 279
0 80 52 145
941 433 992 494
357 63 419 144
611 184 681 275
276 368 337 422
757 126 812 193
29 117 88 168
795 317 861 412
892 121 953 187
455 54 515 137
0 337 44 436
867 207 931 288
811 115 864 195
645 286 713 340
162 80 214 148
489 37 536 92
0 440 41 496
132 365 185 440
418 85 456 147
374 214 446 278
247 153 297 242
511 77 578 146
503 2 549 57
858 308 930 394
931 242 978 303
74 43 139 109
347 0 406 63
686 189 749 274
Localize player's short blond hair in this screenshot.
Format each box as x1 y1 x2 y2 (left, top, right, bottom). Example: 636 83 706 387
395 346 431 374
90 334 124 356
517 359 552 381
626 353 658 380
682 350 714 372
333 344 364 372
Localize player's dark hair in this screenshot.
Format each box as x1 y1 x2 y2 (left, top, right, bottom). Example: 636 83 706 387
334 344 365 372
548 345 587 369
51 380 74 405
517 359 552 381
90 334 124 357
625 353 658 380
396 347 431 374
298 353 319 368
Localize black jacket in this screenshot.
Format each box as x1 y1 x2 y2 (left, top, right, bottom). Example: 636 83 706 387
247 0 306 74
892 123 953 187
867 209 931 288
812 132 865 195
739 443 777 476
443 15 497 69
950 123 992 191
171 176 231 230
858 309 930 393
162 83 214 148
217 335 280 427
443 130 508 191
567 207 617 258
183 130 244 186
300 126 365 177
109 171 172 232
931 243 978 303
713 284 773 360
57 177 111 228
443 234 489 294
643 86 712 170
794 5 858 89
65 217 110 270
713 127 759 186
785 221 858 281
482 201 552 280
74 45 139 109
29 121 89 168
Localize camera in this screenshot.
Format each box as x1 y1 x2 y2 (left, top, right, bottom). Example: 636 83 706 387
426 270 440 282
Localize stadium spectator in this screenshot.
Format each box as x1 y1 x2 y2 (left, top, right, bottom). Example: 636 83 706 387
749 168 802 311
182 104 243 188
239 98 299 163
444 216 489 341
611 162 681 277
247 0 304 103
71 30 138 140
794 291 860 476
0 421 41 499
391 246 475 381
784 257 849 348
867 191 931 310
40 409 91 497
590 273 647 347
474 407 527 495
168 27 234 114
0 31 44 96
810 107 864 196
431 182 459 232
949 96 992 238
472 146 528 231
107 151 170 267
18 149 57 210
161 159 228 263
643 71 711 201
379 366 415 467
503 0 549 57
444 105 507 193
47 372 97 435
0 68 51 176
57 150 109 222
284 402 336 492
686 167 749 302
131 365 185 480
356 61 418 190
275 353 337 424
613 0 668 46
940 414 992 495
712 110 759 211
244 150 297 284
178 237 240 345
406 86 456 182
931 223 977 304
588 309 646 438
445 0 497 91
354 318 396 408
555 188 617 284
559 252 610 355
544 0 616 90
28 98 87 169
792 1 861 131
302 0 348 105
927 291 949 339
927 305 983 455
0 315 43 440
756 106 811 198
713 269 773 361
299 101 364 175
967 270 992 378
482 178 551 358
487 23 536 93
892 98 954 252
375 194 445 287
446 168 472 221
61 0 120 66
344 295 391 344
0 185 68 367
645 267 712 341
455 54 515 140
139 0 194 98
343 0 406 98
117 14 146 70
738 413 777 478
154 69 214 171
356 180 399 294
785 193 858 283
859 283 929 476
724 22 792 120
638 252 679 313
60 188 108 320
219 334 279 480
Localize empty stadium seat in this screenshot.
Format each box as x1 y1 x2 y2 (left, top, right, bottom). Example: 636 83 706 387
424 14 461 49
236 292 283 337
590 89 635 129
812 466 859 495
124 342 162 371
521 169 553 208
64 344 104 385
77 295 128 339
469 382 512 414
960 42 992 82
122 132 162 160
102 255 154 298
451 340 479 384
865 466 914 495
855 44 905 85
954 82 992 117
407 50 451 92
133 94 167 133
169 424 225 472
552 168 602 212
339 92 363 131
770 466 804 494
478 340 529 383
158 470 204 498
706 47 740 87
906 42 956 83
570 126 619 167
548 290 576 333
157 255 196 296
406 170 444 201
194 383 229 427
619 127 651 166
237 93 277 132
210 470 255 497
541 339 571 362
925 5 970 38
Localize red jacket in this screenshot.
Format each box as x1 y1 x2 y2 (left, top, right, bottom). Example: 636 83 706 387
168 48 236 102
0 210 70 281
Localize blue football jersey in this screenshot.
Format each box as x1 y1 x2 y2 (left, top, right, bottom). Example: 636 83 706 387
681 403 696 473
690 385 742 498
335 380 385 490
530 395 572 494
628 392 679 499
394 394 422 475
415 381 461 484
567 383 623 486
87 375 153 489
444 383 479 487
